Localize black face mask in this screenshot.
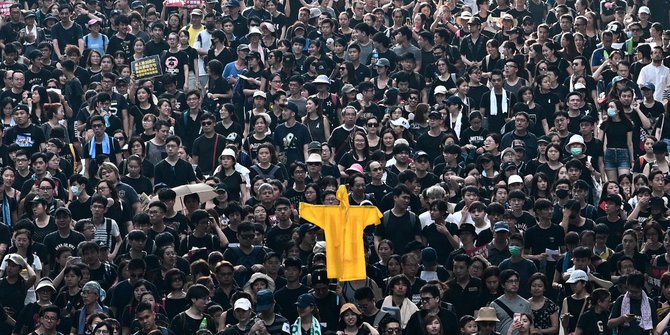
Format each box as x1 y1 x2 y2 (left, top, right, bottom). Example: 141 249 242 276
556 189 570 199
206 23 215 31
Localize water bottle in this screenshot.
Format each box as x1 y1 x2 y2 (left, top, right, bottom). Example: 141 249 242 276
199 318 208 330
371 49 379 64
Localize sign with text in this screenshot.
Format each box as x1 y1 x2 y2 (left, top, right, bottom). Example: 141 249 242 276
184 0 202 9
131 55 163 81
0 2 15 16
165 0 184 7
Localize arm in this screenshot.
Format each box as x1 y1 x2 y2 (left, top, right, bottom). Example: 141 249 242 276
627 131 634 167
588 272 613 289
656 308 670 335
212 220 229 249
78 38 85 54
109 234 122 261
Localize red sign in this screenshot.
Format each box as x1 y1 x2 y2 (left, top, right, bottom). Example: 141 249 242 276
165 0 184 7
184 0 202 9
0 2 15 16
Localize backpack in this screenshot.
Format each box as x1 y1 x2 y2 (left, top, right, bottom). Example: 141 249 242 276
250 165 281 179
232 71 246 105
382 210 417 228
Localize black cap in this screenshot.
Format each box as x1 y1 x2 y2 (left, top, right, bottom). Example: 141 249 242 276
55 207 72 217
580 115 597 124
458 223 477 235
604 194 622 206
312 269 329 284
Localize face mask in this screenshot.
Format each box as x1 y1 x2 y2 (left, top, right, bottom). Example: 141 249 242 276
607 108 617 118
570 147 583 156
509 245 522 256
206 23 215 30
556 189 570 199
70 185 81 196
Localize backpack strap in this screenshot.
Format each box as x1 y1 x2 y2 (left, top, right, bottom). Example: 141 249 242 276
493 298 515 318
105 218 112 248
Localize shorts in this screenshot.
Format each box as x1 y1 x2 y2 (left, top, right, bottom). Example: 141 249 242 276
604 148 631 170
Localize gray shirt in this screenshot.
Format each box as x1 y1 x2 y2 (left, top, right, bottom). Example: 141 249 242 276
490 294 532 335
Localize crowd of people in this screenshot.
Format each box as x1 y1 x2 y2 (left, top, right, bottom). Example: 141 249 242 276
2 0 670 334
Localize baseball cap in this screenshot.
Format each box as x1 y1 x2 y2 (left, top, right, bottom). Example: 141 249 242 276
566 270 588 283
308 141 322 151
256 289 274 312
390 117 410 129
296 293 316 308
642 82 655 91
494 222 510 233
604 194 622 206
55 207 72 217
234 298 252 311
508 175 523 185
237 44 250 52
434 86 447 95
376 58 390 67
312 269 329 284
639 6 650 14
421 247 437 267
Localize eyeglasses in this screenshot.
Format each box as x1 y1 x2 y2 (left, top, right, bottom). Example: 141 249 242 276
91 123 104 128
201 121 213 126
367 122 378 127
240 234 255 239
42 315 58 321
386 328 401 334
40 186 53 190
307 162 321 166
506 279 520 284
95 330 110 335
420 296 434 302
409 96 418 100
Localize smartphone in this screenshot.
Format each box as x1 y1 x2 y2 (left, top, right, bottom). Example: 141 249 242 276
406 17 411 25
513 313 521 323
70 257 82 264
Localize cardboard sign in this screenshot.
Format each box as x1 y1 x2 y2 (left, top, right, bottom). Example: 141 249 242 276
0 2 15 16
131 55 163 80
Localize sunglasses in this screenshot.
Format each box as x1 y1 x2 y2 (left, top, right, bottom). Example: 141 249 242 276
367 122 378 127
201 121 213 126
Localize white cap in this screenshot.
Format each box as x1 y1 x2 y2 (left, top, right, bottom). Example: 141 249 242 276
508 175 523 185
253 91 267 99
574 83 586 90
566 270 588 283
234 298 252 310
390 117 410 129
639 6 650 14
220 148 237 160
306 153 322 163
434 85 448 95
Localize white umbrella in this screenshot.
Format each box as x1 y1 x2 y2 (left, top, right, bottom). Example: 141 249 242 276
152 183 218 211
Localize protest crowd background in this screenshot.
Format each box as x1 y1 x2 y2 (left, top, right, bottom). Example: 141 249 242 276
4 0 670 335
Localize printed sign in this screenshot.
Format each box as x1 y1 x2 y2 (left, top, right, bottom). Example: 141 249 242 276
131 55 163 80
0 2 15 15
184 0 202 9
165 0 184 7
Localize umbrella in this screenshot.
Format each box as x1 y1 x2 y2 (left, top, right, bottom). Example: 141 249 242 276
152 183 218 211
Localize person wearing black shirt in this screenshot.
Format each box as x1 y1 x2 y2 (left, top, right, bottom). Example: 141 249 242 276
51 5 84 59
0 5 24 48
192 113 226 175
5 104 46 156
24 50 51 90
106 15 136 58
161 32 190 90
154 135 197 188
145 23 170 56
273 257 308 323
576 289 612 335
43 208 85 263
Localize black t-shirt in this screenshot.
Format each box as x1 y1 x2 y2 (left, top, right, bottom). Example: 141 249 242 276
121 175 154 196
375 211 421 253
422 222 459 264
577 308 611 335
51 22 83 53
600 120 633 148
191 134 226 175
154 159 197 188
161 50 189 88
216 170 245 202
68 197 93 221
266 223 297 254
5 124 46 155
43 230 86 262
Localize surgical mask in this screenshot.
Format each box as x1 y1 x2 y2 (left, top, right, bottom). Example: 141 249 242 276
556 189 570 199
607 108 617 117
70 185 81 197
570 147 583 156
509 245 522 256
206 23 215 30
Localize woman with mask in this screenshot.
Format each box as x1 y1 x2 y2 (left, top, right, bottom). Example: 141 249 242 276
598 100 634 183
